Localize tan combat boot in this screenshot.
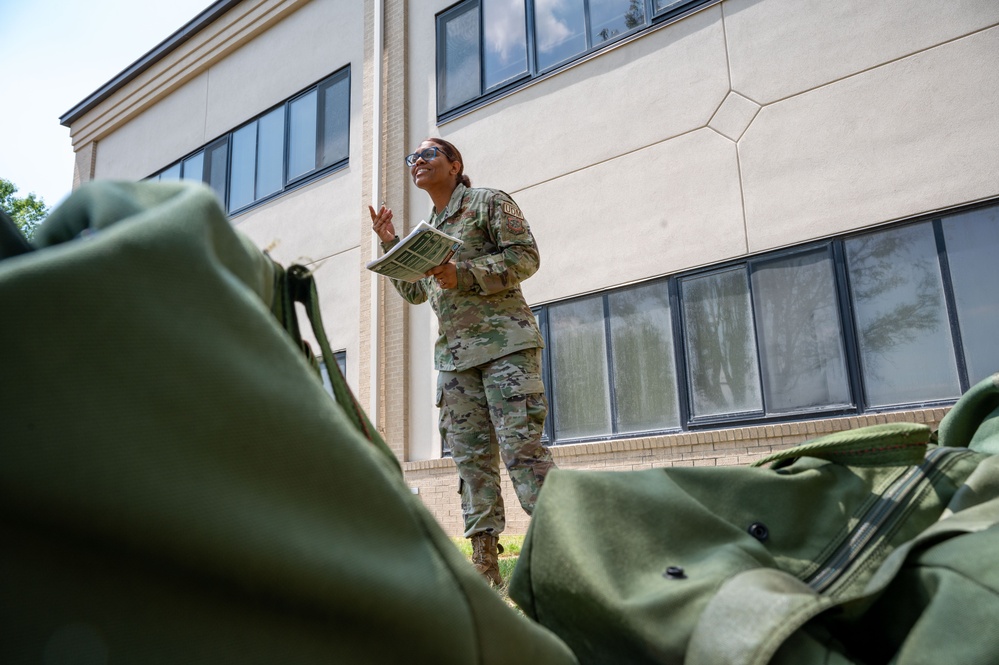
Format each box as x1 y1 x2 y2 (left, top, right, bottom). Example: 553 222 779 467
470 532 504 586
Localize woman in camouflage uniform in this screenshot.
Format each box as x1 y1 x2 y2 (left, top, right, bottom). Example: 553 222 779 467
369 138 557 585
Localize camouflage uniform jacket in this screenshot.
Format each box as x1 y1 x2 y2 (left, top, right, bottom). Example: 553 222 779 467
383 184 544 372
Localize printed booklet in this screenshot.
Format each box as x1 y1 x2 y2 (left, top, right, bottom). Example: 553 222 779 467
366 221 462 282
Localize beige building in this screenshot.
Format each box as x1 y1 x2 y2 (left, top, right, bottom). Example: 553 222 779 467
62 0 999 536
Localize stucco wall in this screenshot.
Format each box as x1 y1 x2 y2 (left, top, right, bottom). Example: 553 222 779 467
394 0 997 529
93 74 211 181
91 0 364 181
402 0 999 308
65 0 999 477
84 0 368 390
233 174 364 387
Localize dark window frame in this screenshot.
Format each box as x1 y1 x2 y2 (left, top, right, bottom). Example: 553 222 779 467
436 0 718 120
841 217 973 411
319 350 348 398
149 66 350 217
529 199 998 448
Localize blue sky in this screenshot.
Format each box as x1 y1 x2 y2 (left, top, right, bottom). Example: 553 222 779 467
0 0 213 210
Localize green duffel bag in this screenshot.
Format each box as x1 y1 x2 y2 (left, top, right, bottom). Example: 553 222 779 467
511 374 999 665
0 181 577 665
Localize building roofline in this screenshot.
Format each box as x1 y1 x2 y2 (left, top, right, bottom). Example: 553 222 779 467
59 0 243 127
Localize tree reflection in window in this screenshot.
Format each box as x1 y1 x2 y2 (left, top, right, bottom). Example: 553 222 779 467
845 222 960 406
682 268 762 417
752 248 850 413
608 282 680 432
941 207 999 385
591 0 645 44
550 295 612 439
442 5 480 111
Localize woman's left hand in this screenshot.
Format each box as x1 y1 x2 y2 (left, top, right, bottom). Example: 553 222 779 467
426 262 457 290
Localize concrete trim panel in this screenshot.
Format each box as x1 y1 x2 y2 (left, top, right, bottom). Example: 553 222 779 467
740 26 999 252
68 0 312 149
709 91 760 142
440 5 729 193
203 0 363 139
92 74 210 180
230 171 361 265
725 0 999 104
308 248 362 392
520 128 746 304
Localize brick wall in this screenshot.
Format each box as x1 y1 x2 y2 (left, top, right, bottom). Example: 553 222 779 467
403 406 952 538
361 0 412 460
73 141 97 190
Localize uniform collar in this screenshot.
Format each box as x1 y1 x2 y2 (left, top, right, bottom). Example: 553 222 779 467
433 183 468 225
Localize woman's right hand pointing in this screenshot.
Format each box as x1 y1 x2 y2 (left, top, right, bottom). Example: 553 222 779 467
369 203 396 242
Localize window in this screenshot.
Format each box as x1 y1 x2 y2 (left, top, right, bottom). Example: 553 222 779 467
228 122 260 211
153 150 205 183
682 267 762 418
440 2 485 112
437 0 712 117
549 295 612 440
204 139 229 206
228 105 286 210
678 247 851 422
940 207 999 385
845 222 960 407
608 281 681 432
149 67 350 214
320 75 350 170
534 0 585 72
484 0 528 90
319 351 348 398
181 152 204 183
288 90 318 181
591 0 646 45
751 248 851 414
545 281 681 441
155 162 181 181
532 201 998 446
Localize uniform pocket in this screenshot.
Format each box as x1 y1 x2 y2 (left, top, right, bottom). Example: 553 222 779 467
499 377 546 399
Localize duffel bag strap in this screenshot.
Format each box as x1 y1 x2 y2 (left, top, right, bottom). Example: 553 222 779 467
936 372 999 454
283 263 397 467
751 423 931 469
0 209 33 259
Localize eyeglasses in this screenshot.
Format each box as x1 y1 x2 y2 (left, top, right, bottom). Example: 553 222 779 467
404 147 446 166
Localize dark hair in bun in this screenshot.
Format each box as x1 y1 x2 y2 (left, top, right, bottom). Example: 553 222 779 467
426 138 471 188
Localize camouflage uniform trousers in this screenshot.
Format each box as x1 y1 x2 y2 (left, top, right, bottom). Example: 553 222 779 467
438 348 557 538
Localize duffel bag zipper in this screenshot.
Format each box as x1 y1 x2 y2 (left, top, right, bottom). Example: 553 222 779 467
805 446 972 595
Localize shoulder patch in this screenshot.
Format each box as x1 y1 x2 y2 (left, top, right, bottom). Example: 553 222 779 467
501 201 523 220
506 216 526 234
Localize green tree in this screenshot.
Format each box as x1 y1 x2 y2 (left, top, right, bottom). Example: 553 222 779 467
0 177 49 241
624 0 645 29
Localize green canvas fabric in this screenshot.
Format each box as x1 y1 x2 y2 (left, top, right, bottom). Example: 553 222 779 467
511 373 999 665
0 181 577 664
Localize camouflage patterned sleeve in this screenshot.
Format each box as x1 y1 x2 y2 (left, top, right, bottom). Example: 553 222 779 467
391 277 428 304
457 191 539 296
